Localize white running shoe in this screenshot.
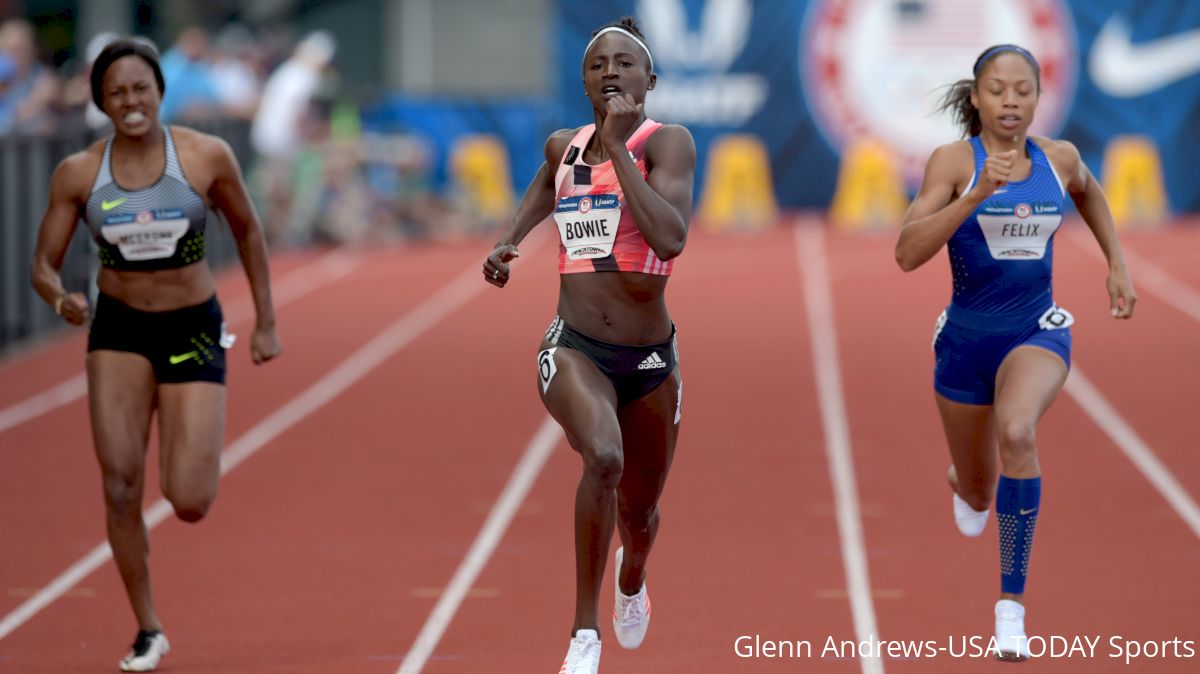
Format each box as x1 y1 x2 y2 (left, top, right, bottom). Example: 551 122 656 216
953 492 990 537
559 629 601 674
612 547 651 649
119 630 169 672
994 600 1032 661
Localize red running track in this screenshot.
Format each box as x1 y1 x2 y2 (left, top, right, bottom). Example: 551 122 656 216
0 221 1197 672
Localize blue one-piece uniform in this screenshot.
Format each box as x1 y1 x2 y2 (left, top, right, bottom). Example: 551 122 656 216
933 136 1073 405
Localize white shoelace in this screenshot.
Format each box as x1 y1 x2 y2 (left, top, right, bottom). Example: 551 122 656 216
616 588 648 626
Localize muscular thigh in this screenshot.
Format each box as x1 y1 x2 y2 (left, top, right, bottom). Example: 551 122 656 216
87 351 157 475
617 368 681 500
537 339 621 454
157 382 225 491
993 345 1068 425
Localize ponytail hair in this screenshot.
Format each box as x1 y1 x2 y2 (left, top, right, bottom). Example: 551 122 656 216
938 78 980 138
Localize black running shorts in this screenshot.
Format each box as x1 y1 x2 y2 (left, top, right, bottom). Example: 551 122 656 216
541 315 677 405
88 293 228 384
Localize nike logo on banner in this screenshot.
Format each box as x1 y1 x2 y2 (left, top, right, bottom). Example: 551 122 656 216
101 198 128 211
169 351 199 365
1019 507 1038 516
1090 18 1200 97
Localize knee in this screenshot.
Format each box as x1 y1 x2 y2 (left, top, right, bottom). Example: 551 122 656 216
581 444 623 490
172 501 212 523
101 470 142 517
174 505 208 523
998 418 1038 468
167 490 216 523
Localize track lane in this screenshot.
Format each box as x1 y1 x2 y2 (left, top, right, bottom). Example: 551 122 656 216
425 227 861 672
4 224 1197 672
825 229 1200 673
0 249 337 423
0 241 503 670
1059 226 1200 505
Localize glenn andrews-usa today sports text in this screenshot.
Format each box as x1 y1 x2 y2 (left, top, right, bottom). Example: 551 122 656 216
733 634 1196 663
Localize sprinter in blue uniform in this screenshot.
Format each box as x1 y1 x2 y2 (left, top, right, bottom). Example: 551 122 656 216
895 44 1136 661
30 38 280 672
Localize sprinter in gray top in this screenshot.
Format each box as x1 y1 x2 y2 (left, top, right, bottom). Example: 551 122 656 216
30 37 281 672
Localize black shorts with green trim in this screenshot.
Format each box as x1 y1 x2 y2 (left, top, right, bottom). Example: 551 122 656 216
88 293 228 384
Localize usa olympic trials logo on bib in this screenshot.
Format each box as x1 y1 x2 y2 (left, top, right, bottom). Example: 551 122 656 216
554 194 621 260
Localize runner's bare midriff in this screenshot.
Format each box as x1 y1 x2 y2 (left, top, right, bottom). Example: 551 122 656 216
558 272 671 345
98 261 215 311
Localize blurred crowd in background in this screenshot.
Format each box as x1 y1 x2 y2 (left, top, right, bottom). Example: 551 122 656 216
0 16 498 247
4 0 1192 355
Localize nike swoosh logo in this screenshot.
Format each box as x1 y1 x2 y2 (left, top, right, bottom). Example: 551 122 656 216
101 198 128 211
1019 507 1038 516
1089 18 1200 97
169 351 199 365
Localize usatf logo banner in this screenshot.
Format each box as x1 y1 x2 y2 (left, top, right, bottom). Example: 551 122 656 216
556 0 1200 212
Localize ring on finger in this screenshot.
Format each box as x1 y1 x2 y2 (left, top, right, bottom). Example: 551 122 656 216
492 270 499 279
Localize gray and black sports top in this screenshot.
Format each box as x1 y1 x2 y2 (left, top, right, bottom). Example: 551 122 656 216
84 127 209 270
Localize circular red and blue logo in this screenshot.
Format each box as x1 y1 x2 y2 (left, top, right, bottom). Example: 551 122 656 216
579 197 592 214
801 0 1077 185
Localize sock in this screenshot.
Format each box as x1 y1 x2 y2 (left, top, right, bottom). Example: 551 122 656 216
997 476 1040 595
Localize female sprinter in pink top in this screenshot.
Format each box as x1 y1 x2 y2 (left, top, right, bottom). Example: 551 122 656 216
482 16 695 674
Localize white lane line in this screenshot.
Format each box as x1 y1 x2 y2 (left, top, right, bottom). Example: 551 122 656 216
1067 230 1200 323
0 375 85 435
0 249 362 436
0 259 484 641
221 249 362 324
1064 366 1200 540
1064 231 1200 538
396 416 561 674
795 221 885 674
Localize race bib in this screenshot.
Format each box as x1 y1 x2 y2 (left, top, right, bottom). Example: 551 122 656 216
553 194 620 260
1038 305 1074 331
977 202 1062 260
219 322 236 349
102 209 189 261
538 347 558 394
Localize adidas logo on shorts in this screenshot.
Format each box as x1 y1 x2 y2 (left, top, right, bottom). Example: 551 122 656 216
637 352 668 370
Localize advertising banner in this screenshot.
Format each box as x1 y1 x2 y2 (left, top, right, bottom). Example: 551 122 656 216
556 0 1200 212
